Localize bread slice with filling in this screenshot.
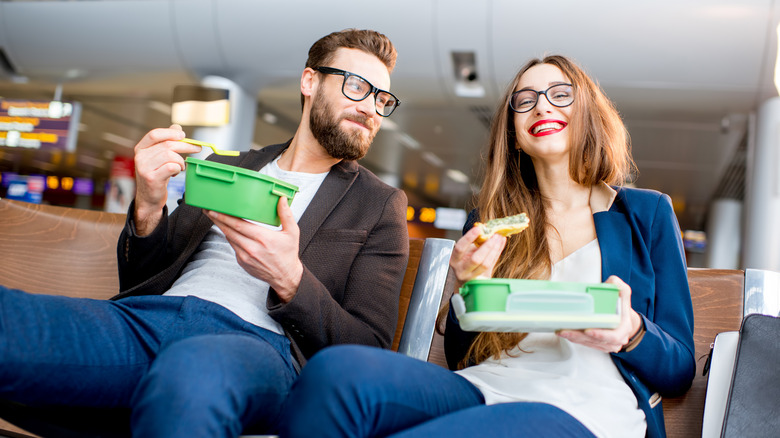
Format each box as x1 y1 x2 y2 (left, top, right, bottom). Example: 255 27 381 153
473 213 530 245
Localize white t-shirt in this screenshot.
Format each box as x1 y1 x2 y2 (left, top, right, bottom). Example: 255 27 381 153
164 156 329 335
455 239 646 438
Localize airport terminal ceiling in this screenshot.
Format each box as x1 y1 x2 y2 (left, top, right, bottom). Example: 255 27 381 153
1 0 780 231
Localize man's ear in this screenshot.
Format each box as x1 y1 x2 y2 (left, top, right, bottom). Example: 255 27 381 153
301 67 317 99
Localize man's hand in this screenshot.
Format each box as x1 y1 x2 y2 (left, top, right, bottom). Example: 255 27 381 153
557 275 643 353
207 197 304 303
133 125 201 235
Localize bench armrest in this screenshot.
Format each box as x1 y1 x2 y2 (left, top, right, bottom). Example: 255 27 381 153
397 238 454 361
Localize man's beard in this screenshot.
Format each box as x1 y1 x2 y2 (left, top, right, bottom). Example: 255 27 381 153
309 91 376 161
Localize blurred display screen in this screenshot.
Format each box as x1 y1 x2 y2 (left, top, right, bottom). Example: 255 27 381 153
74 177 94 196
0 99 82 151
434 207 468 230
5 175 43 204
683 230 707 253
1 171 18 187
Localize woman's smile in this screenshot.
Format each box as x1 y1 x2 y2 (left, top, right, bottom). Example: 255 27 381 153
529 119 568 137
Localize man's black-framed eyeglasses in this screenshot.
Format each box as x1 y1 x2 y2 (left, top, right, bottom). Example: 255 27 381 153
509 83 574 113
314 66 400 117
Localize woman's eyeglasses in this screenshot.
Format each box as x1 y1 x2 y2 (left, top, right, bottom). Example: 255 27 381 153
509 84 574 113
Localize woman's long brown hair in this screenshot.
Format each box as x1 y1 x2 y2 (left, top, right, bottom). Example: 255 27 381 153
451 55 634 369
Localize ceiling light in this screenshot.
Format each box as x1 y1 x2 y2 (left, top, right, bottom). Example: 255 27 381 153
456 83 486 98
422 151 443 167
101 132 136 148
64 69 85 79
78 155 106 169
171 85 230 126
775 23 780 95
398 132 420 149
148 100 171 115
446 169 469 184
262 112 278 124
381 119 398 131
31 160 56 171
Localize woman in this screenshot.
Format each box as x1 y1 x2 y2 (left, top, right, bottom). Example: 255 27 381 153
279 55 695 438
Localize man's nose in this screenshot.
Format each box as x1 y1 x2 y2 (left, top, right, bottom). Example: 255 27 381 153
355 93 376 116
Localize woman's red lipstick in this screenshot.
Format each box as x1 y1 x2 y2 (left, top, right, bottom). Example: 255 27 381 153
529 119 567 137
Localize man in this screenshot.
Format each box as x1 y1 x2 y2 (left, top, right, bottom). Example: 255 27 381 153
0 29 408 437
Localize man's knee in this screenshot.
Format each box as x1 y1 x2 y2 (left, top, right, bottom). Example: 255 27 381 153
143 335 289 398
131 334 294 433
137 340 228 405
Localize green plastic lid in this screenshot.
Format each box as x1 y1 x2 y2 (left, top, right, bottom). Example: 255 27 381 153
454 278 621 332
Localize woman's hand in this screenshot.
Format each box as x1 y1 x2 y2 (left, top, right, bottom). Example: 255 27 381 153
557 275 643 353
449 226 507 286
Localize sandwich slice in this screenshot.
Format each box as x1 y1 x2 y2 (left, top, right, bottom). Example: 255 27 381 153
473 213 530 245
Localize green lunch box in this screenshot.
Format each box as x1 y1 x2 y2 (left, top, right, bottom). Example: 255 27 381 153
184 157 298 226
451 278 621 332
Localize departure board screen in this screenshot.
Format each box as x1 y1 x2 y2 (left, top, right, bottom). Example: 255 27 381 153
0 99 81 151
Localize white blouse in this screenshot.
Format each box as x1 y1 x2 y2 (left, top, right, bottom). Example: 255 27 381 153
455 239 646 438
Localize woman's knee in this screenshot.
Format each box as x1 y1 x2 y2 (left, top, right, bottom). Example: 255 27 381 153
295 345 395 395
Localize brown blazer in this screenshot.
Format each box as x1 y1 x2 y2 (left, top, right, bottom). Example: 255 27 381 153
115 141 410 365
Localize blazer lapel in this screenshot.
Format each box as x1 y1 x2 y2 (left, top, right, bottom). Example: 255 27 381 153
594 209 633 284
209 142 358 255
296 159 358 253
238 142 288 171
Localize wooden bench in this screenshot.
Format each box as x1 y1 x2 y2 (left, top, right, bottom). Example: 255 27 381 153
1 197 772 437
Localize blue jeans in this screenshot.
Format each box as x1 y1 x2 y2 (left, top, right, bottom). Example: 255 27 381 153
279 345 595 438
0 286 297 438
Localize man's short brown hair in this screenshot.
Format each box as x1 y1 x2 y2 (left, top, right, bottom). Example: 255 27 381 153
301 29 397 109
306 28 397 72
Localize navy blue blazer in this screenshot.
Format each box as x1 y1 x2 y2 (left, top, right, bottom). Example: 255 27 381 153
445 186 695 438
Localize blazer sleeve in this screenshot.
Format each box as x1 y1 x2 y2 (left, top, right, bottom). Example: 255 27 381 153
267 189 409 359
117 201 172 291
116 197 208 294
443 209 481 370
615 193 696 397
